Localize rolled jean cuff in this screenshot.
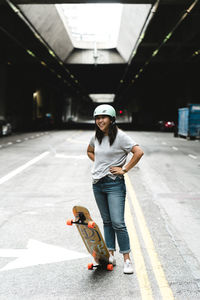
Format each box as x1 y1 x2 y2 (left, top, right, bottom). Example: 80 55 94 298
119 249 131 254
108 248 116 252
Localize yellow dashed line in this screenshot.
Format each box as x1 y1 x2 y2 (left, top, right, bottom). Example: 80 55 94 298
126 200 154 300
125 174 174 300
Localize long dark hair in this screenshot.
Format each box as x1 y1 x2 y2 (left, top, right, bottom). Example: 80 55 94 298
95 116 118 146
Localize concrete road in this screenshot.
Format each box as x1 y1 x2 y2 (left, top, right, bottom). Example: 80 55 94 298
0 130 200 300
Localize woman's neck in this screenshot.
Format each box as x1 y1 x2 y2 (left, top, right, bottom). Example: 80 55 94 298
103 128 109 136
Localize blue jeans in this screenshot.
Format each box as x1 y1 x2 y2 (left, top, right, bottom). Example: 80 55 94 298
92 176 131 254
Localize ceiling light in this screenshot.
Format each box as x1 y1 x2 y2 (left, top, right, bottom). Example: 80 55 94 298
152 49 159 57
40 61 47 66
27 50 36 57
48 49 56 58
90 94 115 103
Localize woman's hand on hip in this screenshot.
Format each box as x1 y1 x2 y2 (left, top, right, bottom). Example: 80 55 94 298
110 166 125 175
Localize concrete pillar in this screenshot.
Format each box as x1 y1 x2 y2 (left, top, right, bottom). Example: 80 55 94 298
0 64 7 117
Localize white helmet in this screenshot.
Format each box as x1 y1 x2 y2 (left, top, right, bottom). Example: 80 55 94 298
93 104 116 118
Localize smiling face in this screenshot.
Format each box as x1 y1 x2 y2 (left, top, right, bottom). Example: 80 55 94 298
95 115 111 134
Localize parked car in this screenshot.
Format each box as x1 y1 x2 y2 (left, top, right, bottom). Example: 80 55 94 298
0 117 12 136
157 120 175 132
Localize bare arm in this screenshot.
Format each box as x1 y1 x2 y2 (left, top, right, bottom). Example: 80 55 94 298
110 145 144 175
87 144 95 161
124 145 144 171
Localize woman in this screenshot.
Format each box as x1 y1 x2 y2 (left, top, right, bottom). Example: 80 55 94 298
87 104 144 274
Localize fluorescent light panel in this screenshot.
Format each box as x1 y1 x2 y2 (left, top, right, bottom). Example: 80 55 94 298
90 94 115 103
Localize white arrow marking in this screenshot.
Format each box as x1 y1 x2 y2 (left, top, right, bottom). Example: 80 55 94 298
0 239 88 271
188 154 197 160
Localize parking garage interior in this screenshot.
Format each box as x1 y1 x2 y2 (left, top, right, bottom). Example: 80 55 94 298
0 0 200 132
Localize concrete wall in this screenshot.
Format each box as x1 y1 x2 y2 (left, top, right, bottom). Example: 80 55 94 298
0 64 8 117
19 4 74 61
65 49 125 64
117 4 151 62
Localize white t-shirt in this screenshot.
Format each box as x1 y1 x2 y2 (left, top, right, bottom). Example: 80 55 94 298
89 129 138 182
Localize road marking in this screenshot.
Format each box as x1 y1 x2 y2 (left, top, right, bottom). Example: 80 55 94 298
125 175 174 300
67 138 88 145
162 142 167 145
0 151 49 185
188 154 197 160
23 211 38 215
55 154 87 159
126 201 153 300
172 146 178 151
0 239 88 271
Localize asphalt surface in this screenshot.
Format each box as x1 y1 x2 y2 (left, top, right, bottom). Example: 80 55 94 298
0 129 200 299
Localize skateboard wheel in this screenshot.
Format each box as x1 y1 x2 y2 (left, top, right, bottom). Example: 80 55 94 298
88 221 95 228
88 263 93 270
92 251 97 258
66 219 73 226
107 264 113 271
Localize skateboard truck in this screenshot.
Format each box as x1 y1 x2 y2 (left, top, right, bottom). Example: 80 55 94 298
88 262 113 271
67 212 95 228
89 251 113 271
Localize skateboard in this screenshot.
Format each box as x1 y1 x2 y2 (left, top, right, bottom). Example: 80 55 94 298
67 206 113 271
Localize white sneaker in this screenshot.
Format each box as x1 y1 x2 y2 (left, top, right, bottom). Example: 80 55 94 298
124 259 133 274
109 254 116 266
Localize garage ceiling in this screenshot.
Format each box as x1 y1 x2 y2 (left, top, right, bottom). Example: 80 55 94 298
0 0 200 105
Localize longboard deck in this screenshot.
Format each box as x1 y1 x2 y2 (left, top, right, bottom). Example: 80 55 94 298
72 206 110 265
